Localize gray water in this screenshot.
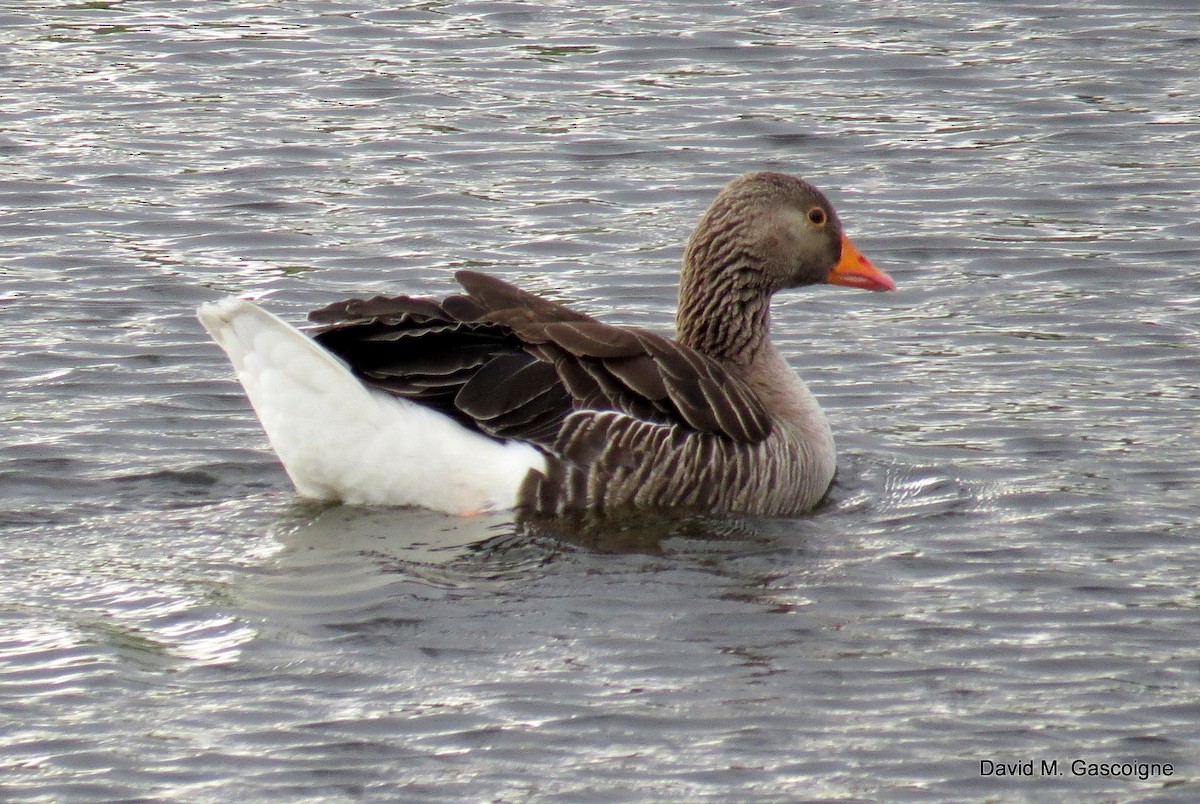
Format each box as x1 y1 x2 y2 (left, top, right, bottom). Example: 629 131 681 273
3 1 1200 800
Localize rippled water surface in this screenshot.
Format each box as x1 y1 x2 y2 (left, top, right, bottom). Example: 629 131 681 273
3 1 1200 800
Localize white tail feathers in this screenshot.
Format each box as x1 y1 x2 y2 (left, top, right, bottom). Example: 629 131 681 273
198 298 545 514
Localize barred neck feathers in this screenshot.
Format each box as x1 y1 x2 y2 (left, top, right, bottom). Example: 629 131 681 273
676 190 769 364
676 267 771 366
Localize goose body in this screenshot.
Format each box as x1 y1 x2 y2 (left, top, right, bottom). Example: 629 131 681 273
198 172 894 518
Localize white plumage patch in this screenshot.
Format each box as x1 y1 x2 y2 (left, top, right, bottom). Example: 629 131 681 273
197 298 546 514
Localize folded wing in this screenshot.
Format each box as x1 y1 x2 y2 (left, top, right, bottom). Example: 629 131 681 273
309 270 773 462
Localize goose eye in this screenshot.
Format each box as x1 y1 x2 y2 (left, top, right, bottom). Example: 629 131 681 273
807 207 827 226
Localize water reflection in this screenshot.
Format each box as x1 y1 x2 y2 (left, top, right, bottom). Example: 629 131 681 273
273 502 517 565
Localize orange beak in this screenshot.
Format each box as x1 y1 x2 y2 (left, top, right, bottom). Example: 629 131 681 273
827 235 895 292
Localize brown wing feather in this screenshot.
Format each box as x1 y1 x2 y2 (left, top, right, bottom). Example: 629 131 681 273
307 273 772 458
454 270 596 325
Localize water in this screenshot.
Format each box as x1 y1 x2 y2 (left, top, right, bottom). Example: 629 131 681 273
2 1 1199 800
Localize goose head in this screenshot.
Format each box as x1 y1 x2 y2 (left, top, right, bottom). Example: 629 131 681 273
677 171 894 362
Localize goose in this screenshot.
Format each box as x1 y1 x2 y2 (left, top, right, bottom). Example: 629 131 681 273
198 171 894 519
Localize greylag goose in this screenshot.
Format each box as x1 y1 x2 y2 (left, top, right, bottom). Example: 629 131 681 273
198 171 894 518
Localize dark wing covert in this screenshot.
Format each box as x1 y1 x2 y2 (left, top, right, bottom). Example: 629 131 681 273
307 270 771 451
